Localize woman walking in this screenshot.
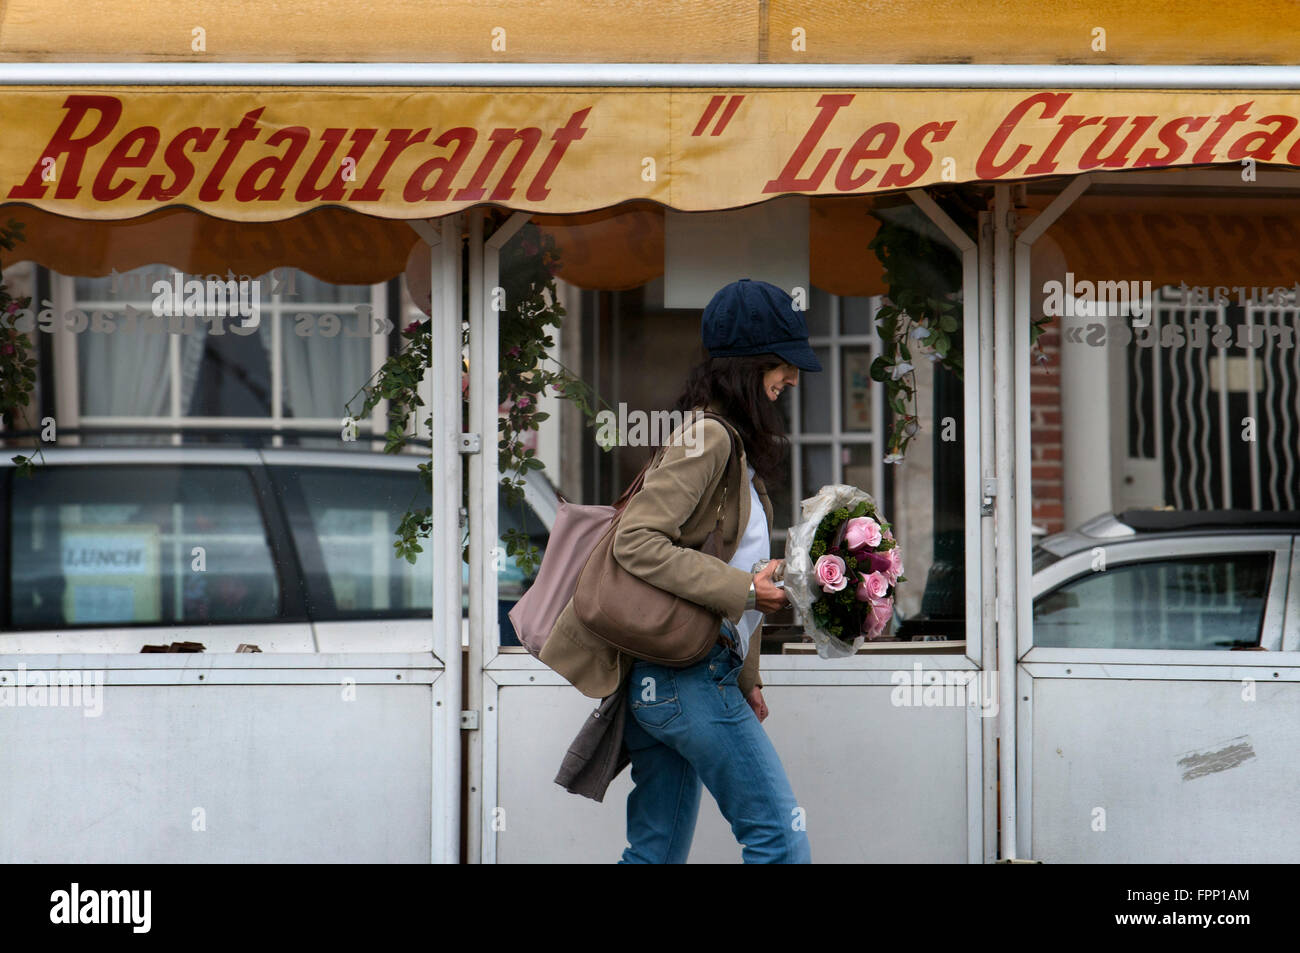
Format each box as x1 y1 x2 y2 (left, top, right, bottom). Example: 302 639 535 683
612 278 820 864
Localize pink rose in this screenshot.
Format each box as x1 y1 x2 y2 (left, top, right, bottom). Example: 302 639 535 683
861 570 889 601
814 554 847 593
404 320 422 333
854 574 873 602
844 516 882 551
866 597 893 638
882 547 903 584
516 395 531 409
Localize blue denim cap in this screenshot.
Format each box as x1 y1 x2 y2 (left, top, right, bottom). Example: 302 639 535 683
701 278 822 372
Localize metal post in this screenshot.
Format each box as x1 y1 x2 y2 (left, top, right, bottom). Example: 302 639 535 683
992 184 1017 861
470 209 530 864
904 185 982 863
978 209 997 861
1011 173 1092 858
422 214 463 864
466 209 486 864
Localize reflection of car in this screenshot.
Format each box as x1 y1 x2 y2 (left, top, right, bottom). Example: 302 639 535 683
1031 510 1299 652
460 470 557 646
0 446 557 652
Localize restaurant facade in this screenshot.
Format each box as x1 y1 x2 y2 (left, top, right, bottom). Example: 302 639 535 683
2 1 1299 863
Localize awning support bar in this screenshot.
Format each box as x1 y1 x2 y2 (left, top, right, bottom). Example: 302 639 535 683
4 63 1300 87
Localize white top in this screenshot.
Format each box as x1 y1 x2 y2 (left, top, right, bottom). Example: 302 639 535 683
723 464 769 661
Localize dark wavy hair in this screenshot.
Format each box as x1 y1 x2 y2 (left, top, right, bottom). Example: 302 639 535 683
671 353 790 485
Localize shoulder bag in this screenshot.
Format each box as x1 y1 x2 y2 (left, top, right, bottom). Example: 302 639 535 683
571 411 740 667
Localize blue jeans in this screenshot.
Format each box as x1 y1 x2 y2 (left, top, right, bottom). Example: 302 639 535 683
619 640 812 864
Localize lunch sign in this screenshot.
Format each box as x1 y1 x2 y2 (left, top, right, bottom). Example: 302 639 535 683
3 87 1298 221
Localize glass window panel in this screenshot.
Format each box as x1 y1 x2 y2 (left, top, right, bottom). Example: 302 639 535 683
806 286 832 337
841 295 878 335
9 466 279 628
283 272 372 305
842 444 874 496
842 346 874 432
768 467 793 536
1033 554 1271 650
184 323 273 417
801 444 833 497
289 469 432 617
497 496 549 602
798 347 832 434
74 264 171 304
278 313 373 419
78 316 173 418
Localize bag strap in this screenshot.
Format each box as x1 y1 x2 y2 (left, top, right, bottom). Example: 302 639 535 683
700 411 740 535
609 410 740 523
611 448 663 510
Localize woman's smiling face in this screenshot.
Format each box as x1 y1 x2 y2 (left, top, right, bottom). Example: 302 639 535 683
762 362 800 401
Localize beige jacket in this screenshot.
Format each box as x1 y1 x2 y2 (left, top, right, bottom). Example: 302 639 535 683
541 405 774 699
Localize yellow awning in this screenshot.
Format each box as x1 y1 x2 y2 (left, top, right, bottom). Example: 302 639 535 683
4 206 421 284
3 85 1299 222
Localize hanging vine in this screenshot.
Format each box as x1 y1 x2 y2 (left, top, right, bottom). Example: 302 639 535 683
0 219 41 476
868 190 1050 462
348 214 603 575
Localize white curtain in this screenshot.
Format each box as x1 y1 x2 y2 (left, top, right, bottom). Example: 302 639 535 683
79 322 170 418
280 318 370 420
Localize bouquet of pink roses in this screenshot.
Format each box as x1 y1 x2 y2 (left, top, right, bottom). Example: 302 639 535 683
783 484 904 658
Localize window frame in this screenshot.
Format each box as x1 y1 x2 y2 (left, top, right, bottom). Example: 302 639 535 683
49 267 391 445
782 290 887 543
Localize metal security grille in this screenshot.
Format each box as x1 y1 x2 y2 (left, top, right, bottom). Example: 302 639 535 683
1127 285 1300 510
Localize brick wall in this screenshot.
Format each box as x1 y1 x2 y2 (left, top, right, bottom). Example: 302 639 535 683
1029 327 1065 535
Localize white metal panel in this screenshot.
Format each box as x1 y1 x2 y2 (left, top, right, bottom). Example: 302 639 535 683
1025 673 1300 862
312 619 433 653
490 668 973 863
0 667 437 862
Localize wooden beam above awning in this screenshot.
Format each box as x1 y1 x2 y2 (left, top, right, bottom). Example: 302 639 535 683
2 1 1298 65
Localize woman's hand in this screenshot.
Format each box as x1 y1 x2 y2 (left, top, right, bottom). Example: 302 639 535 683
746 686 769 722
753 559 787 614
